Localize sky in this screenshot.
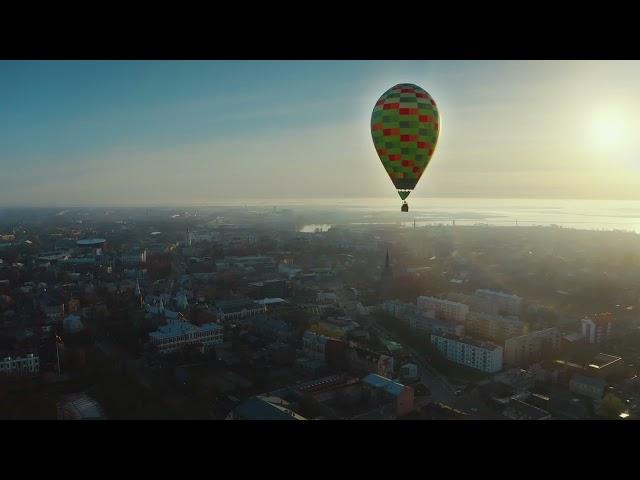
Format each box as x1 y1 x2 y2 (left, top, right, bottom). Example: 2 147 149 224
2 60 640 206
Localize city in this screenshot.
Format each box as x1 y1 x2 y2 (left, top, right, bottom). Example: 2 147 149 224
1 205 638 420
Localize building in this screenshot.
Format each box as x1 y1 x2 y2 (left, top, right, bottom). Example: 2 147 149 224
465 312 525 343
400 363 419 382
502 398 552 420
495 368 537 392
581 313 615 344
302 330 331 361
382 299 409 318
214 298 266 323
216 256 276 273
278 263 303 278
39 296 66 322
227 396 306 420
251 315 292 341
255 297 289 314
248 279 288 299
569 374 607 400
120 249 147 266
0 353 39 375
362 374 414 417
186 230 216 244
430 334 503 373
503 328 561 367
318 316 360 337
63 314 84 334
282 373 414 420
383 299 464 337
316 292 338 304
175 291 189 311
76 238 107 255
57 394 106 420
417 296 469 323
586 353 624 379
475 289 523 315
381 249 393 281
348 344 395 378
148 320 223 354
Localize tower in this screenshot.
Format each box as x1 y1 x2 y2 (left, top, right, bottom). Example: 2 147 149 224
134 280 143 309
176 291 188 311
381 249 393 281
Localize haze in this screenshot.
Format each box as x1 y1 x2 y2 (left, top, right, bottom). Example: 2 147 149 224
2 60 640 206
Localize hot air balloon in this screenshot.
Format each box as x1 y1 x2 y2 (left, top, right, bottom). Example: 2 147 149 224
371 83 439 212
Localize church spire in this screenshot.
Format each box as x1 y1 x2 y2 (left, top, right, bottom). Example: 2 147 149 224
381 248 393 281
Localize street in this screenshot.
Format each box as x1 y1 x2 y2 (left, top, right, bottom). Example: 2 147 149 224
368 319 456 404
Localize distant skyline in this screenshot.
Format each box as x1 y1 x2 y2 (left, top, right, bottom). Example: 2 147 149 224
2 60 640 206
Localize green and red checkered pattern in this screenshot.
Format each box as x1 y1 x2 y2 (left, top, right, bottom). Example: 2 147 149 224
371 83 439 200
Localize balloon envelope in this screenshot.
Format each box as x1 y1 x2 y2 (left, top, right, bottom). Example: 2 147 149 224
371 83 439 201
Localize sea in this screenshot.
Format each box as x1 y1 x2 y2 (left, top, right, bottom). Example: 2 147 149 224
248 197 640 234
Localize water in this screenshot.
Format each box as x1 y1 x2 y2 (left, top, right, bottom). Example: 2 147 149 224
290 198 640 233
299 224 332 233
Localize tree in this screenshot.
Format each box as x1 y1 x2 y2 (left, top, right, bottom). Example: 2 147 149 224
598 393 625 419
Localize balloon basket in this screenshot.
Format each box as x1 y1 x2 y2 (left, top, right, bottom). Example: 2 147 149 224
401 202 409 212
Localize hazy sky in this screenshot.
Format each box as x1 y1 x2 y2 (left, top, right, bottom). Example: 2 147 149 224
2 60 640 206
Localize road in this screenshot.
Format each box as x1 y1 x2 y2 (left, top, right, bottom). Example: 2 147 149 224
368 320 456 404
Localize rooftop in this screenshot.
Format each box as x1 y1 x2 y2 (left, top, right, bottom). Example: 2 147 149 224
504 399 551 420
362 373 407 397
256 297 288 306
59 394 105 419
583 312 615 326
234 397 306 420
215 298 261 313
76 238 106 246
432 333 501 351
418 296 469 308
563 332 585 342
296 374 359 395
588 353 622 370
475 289 522 300
149 321 197 340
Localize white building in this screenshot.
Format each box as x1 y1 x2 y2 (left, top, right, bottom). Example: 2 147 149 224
417 296 469 323
0 353 40 375
475 289 523 315
430 334 503 373
149 320 224 354
187 230 218 244
120 249 147 265
581 314 614 344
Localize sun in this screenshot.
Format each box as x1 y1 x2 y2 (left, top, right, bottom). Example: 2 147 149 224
590 108 630 151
